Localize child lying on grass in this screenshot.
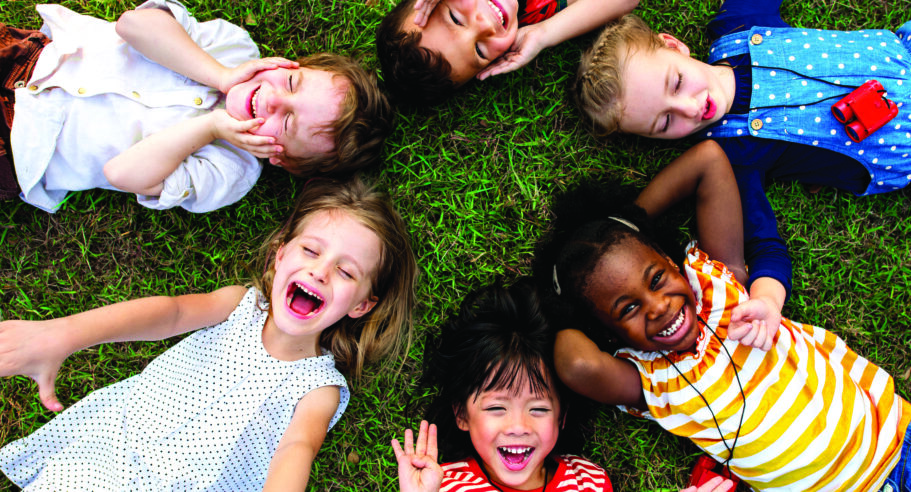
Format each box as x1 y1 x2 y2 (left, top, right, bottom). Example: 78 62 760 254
574 0 911 302
0 0 391 213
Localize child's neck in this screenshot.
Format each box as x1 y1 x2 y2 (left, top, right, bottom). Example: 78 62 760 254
261 316 322 361
712 62 737 116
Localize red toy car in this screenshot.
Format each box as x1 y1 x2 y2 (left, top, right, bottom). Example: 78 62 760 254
688 455 740 489
831 80 898 143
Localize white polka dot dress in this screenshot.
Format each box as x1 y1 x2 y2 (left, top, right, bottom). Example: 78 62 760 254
0 288 349 491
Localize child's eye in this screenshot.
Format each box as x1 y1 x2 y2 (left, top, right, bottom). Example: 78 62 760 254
338 267 354 280
674 72 683 94
283 114 291 134
650 270 664 290
475 44 485 60
620 302 638 317
288 74 293 91
662 114 671 133
449 10 462 25
303 247 317 256
484 406 505 412
530 407 551 415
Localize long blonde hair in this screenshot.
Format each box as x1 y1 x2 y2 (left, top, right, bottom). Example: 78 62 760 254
575 15 665 136
254 178 417 379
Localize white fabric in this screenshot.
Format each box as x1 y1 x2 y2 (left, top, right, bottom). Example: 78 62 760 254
0 288 350 491
11 0 262 213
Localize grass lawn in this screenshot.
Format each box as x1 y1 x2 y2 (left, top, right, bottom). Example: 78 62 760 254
1 0 909 490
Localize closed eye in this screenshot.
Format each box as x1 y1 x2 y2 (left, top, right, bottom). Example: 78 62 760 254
661 114 671 133
449 9 462 25
303 247 317 256
674 72 683 93
338 267 353 280
288 74 293 91
476 44 486 60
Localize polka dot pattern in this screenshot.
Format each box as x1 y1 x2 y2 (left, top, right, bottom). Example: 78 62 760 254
0 288 349 490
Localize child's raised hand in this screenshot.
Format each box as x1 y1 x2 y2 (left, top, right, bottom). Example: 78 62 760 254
209 110 282 159
392 420 443 492
728 297 779 352
679 476 736 492
476 25 549 80
0 320 68 412
413 0 442 27
218 57 300 94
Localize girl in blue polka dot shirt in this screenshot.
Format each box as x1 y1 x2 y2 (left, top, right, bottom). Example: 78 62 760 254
575 0 911 306
0 178 417 491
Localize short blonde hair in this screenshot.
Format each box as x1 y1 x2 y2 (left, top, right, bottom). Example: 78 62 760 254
574 15 665 136
254 178 417 379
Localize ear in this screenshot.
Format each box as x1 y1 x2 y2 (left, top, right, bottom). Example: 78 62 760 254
665 255 679 270
347 295 379 319
658 33 691 57
268 156 286 167
275 243 286 263
455 405 470 431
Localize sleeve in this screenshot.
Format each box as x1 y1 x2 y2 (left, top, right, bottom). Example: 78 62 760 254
136 141 262 212
135 0 260 67
714 137 793 300
707 0 789 40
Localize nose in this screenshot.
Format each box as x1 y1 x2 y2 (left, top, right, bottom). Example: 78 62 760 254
504 411 531 435
263 87 291 117
645 294 671 321
471 2 497 36
671 96 701 119
309 258 331 284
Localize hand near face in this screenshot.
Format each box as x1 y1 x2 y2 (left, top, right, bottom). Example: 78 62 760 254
728 296 780 352
679 476 736 492
208 109 283 159
392 420 443 492
413 0 443 27
218 57 300 95
0 320 69 412
476 24 548 80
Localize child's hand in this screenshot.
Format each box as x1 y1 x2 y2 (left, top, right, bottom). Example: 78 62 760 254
0 320 69 412
219 57 300 94
413 0 442 27
209 110 283 158
477 24 549 80
679 476 736 492
728 297 780 352
392 420 443 492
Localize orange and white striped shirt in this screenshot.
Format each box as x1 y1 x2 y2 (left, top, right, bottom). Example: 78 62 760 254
616 243 910 491
440 455 612 492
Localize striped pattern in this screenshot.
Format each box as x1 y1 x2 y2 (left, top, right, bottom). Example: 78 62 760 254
616 243 911 491
440 455 612 492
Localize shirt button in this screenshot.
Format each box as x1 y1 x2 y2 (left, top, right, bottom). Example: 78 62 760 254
751 33 763 45
194 97 203 105
751 119 763 130
132 91 141 99
78 87 86 95
28 84 38 91
182 190 190 198
14 81 25 89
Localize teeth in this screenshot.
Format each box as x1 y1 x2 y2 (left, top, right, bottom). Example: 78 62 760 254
295 282 323 301
251 87 260 118
487 0 504 26
658 309 685 337
499 446 531 454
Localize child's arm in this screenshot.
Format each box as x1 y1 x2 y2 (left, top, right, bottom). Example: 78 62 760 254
554 329 646 409
635 140 748 284
727 277 785 351
0 286 246 412
392 420 444 492
476 0 639 80
262 385 341 490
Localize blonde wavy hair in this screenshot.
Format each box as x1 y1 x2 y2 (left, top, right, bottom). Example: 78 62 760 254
574 15 665 136
253 177 417 380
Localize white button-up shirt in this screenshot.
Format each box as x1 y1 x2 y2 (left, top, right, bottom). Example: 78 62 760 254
12 0 262 213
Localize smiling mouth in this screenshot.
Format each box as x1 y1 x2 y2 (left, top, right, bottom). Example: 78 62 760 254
656 307 686 338
498 446 533 471
487 0 507 28
250 86 261 118
285 281 324 318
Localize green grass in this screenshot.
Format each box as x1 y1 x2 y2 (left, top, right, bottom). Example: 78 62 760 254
1 0 910 490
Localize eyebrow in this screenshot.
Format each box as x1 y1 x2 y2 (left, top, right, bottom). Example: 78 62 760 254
650 66 674 135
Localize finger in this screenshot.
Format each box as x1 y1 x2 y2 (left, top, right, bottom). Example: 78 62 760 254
404 428 415 456
719 479 735 492
36 371 63 412
741 320 759 346
763 322 775 351
427 423 438 460
391 438 405 460
415 420 428 457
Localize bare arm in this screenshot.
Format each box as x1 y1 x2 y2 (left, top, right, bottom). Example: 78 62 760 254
728 277 786 352
0 286 246 411
635 140 747 283
554 329 645 409
262 385 340 490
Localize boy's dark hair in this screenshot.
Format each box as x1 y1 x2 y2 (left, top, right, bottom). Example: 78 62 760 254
422 279 585 462
376 0 458 107
533 182 682 350
282 54 394 175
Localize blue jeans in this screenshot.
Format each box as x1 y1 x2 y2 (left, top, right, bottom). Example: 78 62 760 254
882 424 911 492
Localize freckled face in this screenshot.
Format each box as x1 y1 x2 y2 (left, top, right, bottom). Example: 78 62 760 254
406 0 519 83
584 237 700 352
225 67 348 163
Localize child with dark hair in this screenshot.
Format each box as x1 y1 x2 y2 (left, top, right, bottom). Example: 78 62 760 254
376 0 637 106
391 280 734 492
533 142 911 490
0 1 392 213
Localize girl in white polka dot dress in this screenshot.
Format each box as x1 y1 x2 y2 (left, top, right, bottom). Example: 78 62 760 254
0 178 417 491
574 0 911 313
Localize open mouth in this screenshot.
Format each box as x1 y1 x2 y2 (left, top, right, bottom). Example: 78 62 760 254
497 446 533 471
702 95 716 120
655 307 686 339
285 281 324 318
249 86 262 119
486 0 507 28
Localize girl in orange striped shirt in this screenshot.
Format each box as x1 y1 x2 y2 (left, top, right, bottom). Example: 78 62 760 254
534 142 910 491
